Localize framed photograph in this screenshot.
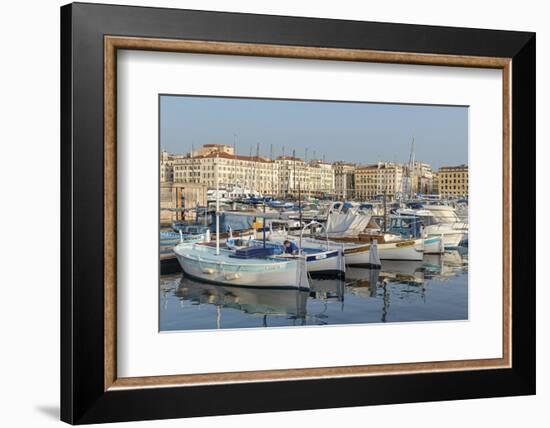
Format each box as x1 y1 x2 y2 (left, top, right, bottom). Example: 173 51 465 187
61 2 535 424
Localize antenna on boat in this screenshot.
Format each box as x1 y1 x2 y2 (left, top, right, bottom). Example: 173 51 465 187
215 152 220 256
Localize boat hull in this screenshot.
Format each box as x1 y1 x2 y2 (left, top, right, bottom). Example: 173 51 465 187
323 239 424 265
302 249 345 278
423 235 445 254
302 237 423 265
174 244 309 290
235 238 345 278
438 232 465 249
425 225 465 249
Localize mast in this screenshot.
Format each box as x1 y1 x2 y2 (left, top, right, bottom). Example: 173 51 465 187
293 149 296 199
233 133 237 187
298 181 302 252
282 145 286 198
270 143 274 197
256 142 260 194
408 137 415 199
305 148 308 198
248 144 253 191
215 152 220 255
383 188 387 233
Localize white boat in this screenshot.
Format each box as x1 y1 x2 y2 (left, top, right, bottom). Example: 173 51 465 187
303 235 423 264
422 205 468 248
228 221 346 278
383 214 445 254
345 238 423 263
324 201 373 237
305 201 422 263
397 207 466 249
423 235 445 254
174 242 310 290
227 238 344 278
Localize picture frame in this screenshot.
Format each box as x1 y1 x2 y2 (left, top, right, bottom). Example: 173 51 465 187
61 2 535 424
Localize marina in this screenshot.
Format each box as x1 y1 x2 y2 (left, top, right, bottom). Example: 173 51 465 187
158 97 470 331
159 194 469 330
160 248 468 330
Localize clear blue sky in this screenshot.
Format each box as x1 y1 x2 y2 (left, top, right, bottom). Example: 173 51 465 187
160 95 468 169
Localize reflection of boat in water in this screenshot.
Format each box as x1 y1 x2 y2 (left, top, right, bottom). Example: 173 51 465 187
379 259 425 284
423 250 467 278
174 276 308 318
348 260 425 286
309 277 345 301
345 267 380 298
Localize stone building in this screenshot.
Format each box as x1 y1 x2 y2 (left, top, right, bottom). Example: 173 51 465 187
172 151 279 195
333 161 356 199
160 182 208 225
354 162 404 200
438 164 469 198
411 161 434 195
308 160 336 197
432 172 440 195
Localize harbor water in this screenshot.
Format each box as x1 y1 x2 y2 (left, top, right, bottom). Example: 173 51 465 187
159 247 468 331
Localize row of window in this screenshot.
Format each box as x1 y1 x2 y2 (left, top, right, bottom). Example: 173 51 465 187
441 179 468 184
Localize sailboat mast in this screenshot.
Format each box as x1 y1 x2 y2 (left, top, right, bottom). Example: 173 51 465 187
233 133 237 187
215 152 220 255
298 181 302 252
270 143 274 197
408 137 415 199
293 149 296 198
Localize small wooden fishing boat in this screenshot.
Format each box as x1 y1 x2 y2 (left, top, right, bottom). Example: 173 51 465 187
174 242 310 290
226 237 345 278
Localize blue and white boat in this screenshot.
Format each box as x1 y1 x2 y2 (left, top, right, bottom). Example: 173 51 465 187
396 207 466 249
226 236 345 278
174 242 310 290
387 214 444 254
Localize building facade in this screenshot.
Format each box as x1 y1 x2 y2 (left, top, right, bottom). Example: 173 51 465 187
160 181 208 225
411 161 434 195
171 152 279 195
438 164 468 198
432 172 440 195
161 146 336 197
162 145 441 200
306 160 335 197
333 161 356 199
354 162 404 200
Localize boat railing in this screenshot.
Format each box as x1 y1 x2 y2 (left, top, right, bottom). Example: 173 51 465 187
299 220 330 252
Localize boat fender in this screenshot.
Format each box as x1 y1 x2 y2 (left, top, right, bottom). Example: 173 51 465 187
224 273 241 280
202 268 216 274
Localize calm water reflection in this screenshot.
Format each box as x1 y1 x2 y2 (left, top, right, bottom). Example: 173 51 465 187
160 248 468 331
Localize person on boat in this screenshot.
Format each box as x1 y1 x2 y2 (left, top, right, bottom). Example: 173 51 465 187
283 240 299 255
